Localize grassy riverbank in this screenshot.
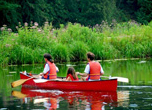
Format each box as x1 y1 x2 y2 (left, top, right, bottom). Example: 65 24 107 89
0 21 152 65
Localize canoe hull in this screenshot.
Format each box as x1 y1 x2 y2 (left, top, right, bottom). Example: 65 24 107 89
20 73 117 91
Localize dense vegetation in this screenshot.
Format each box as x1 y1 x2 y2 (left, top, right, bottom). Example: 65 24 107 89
0 21 152 65
0 0 152 30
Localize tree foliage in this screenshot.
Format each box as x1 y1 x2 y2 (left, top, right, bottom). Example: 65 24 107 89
0 0 152 30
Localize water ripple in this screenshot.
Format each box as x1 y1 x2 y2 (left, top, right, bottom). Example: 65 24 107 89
129 104 138 107
118 85 152 89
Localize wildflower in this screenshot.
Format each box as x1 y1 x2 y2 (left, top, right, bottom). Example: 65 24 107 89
38 28 41 32
18 22 21 25
5 44 11 47
62 29 65 32
16 26 18 29
45 22 49 24
30 21 33 26
8 28 12 32
31 26 36 29
24 22 28 26
1 27 5 31
34 22 38 26
15 33 18 36
3 24 7 27
102 20 105 23
112 19 116 23
12 39 15 41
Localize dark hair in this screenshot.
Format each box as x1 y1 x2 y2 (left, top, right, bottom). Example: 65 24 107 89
67 67 77 79
87 52 95 61
43 53 54 63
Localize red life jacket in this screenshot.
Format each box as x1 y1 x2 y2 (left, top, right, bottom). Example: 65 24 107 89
66 74 79 81
88 61 101 80
43 61 57 79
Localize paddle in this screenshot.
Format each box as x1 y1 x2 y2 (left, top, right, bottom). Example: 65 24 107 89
101 76 129 83
11 77 33 88
11 91 27 98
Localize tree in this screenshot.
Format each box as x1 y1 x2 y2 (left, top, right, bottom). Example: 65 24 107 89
0 0 20 29
136 0 152 24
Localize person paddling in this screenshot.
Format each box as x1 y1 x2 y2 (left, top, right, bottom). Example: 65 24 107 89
66 67 79 81
77 52 104 81
39 53 59 79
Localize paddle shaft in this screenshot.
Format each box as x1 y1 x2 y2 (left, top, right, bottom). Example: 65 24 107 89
101 76 129 83
11 77 33 88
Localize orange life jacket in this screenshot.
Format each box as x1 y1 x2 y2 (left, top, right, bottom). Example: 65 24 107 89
49 98 57 110
88 61 101 80
43 61 57 79
91 100 102 110
66 74 79 81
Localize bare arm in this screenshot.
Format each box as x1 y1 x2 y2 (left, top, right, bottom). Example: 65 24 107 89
66 76 72 81
76 72 88 77
100 65 104 75
100 72 104 75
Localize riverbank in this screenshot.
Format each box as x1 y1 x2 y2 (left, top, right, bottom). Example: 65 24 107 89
0 21 152 66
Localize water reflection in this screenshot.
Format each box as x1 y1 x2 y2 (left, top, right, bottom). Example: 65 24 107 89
117 91 129 107
12 87 120 109
2 60 152 109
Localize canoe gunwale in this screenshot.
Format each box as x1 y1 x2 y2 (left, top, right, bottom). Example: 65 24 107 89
20 72 117 82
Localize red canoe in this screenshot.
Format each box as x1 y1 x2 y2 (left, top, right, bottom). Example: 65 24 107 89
20 72 117 91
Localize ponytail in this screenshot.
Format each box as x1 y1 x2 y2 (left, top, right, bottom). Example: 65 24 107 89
49 59 54 63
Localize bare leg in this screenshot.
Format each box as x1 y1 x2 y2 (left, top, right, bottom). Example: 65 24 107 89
81 76 87 81
32 75 40 78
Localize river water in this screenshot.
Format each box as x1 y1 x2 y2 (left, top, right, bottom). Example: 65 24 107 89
0 59 152 110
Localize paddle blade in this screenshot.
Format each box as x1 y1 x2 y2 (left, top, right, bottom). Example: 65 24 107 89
110 77 129 83
11 77 33 88
11 79 27 88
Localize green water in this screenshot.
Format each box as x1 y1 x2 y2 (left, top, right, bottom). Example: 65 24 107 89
0 59 152 109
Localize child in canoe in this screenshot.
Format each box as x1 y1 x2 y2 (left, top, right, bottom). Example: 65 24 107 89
66 67 79 81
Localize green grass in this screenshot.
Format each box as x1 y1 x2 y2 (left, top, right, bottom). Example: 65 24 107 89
0 21 152 65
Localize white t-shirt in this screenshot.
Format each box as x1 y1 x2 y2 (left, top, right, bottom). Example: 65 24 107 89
84 63 104 74
43 63 59 74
